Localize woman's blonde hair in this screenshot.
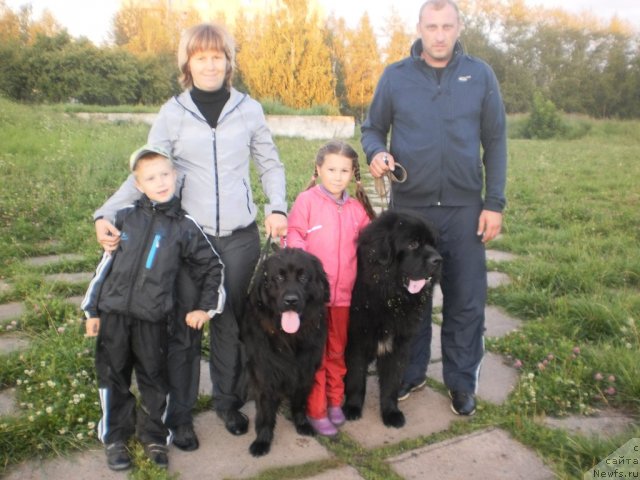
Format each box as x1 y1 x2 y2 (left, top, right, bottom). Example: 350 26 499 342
177 23 235 90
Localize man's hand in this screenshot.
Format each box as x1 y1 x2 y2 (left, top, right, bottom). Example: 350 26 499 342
85 317 100 337
369 151 395 178
264 213 288 238
95 218 121 253
477 210 502 243
186 310 210 330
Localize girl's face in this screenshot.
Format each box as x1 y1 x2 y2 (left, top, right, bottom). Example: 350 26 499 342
188 49 227 91
316 153 354 200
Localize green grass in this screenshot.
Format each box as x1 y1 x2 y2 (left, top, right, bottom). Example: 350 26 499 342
1 96 639 478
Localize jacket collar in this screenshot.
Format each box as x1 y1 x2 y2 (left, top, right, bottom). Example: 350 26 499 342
136 193 183 218
175 87 247 123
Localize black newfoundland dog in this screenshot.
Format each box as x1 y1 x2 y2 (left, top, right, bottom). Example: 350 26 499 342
344 210 442 428
241 247 329 457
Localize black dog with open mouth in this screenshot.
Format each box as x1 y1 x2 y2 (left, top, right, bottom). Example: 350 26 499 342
241 247 329 456
344 210 442 428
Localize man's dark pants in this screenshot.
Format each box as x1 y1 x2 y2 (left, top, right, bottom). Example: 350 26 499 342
402 204 487 394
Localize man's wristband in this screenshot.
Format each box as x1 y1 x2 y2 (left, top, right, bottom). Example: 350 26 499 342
271 210 287 218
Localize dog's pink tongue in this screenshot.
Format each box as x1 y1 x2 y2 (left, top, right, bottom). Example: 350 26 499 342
407 278 427 294
281 311 300 333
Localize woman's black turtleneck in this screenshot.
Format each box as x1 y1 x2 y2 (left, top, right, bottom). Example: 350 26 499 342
190 85 231 128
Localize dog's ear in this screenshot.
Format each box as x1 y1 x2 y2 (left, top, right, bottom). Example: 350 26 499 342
249 261 271 308
270 242 281 253
363 231 394 267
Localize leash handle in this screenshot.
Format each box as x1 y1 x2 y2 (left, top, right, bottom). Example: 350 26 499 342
374 162 407 211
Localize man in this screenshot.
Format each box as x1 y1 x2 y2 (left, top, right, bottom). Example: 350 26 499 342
361 0 507 416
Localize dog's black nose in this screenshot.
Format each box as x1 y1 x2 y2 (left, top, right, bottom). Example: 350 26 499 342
283 294 299 308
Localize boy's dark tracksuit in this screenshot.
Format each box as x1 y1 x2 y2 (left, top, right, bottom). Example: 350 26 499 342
361 40 507 394
82 194 225 445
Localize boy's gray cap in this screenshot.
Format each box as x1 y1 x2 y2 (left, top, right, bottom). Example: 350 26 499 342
129 144 172 171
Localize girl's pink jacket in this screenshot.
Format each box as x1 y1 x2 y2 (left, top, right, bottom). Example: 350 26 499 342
286 185 370 307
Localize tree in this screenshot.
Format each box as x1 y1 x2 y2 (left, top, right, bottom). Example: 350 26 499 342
342 13 382 120
112 0 200 56
236 0 336 109
382 8 413 65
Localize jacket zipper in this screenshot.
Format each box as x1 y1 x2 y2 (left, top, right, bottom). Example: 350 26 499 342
212 129 220 237
334 204 342 302
125 207 157 313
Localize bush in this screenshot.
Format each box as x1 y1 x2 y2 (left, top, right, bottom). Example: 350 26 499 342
523 92 567 139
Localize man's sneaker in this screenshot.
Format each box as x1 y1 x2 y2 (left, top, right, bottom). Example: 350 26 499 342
328 406 346 426
307 416 338 437
398 378 427 401
144 443 169 468
105 441 131 471
448 390 476 416
172 423 199 451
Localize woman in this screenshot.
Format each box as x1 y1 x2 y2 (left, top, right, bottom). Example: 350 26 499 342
94 23 287 450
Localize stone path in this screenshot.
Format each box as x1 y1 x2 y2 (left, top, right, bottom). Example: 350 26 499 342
0 234 635 479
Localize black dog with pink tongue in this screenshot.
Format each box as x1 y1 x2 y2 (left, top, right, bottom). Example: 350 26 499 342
344 210 442 428
241 247 329 456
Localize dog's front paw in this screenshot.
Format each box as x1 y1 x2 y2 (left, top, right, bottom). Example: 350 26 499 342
295 420 315 437
249 440 271 457
382 409 405 428
343 405 362 420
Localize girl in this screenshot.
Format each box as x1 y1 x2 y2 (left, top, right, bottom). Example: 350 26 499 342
286 140 376 436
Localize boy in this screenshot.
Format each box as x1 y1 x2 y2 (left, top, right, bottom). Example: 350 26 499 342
82 145 225 471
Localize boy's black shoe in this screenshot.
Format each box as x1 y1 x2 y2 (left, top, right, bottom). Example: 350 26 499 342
105 441 131 471
144 443 169 468
172 423 199 451
216 409 249 436
398 378 427 401
448 390 476 416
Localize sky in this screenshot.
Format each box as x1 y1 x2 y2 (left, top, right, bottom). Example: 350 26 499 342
4 0 639 46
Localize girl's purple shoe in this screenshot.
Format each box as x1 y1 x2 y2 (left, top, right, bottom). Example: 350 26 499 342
328 406 346 426
307 416 338 436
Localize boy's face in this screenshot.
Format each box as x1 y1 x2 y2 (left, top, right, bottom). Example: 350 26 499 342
134 155 177 203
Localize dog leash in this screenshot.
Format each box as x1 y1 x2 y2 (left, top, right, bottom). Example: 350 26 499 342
373 153 408 211
246 233 274 295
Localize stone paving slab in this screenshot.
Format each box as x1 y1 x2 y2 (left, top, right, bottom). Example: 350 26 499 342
429 352 518 405
0 333 30 354
486 249 518 262
388 428 555 479
64 295 85 308
43 272 93 284
484 305 523 338
3 448 123 480
0 388 18 416
341 376 460 449
488 271 511 288
4 406 332 480
543 409 637 438
23 254 85 267
171 407 331 479
0 302 24 322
